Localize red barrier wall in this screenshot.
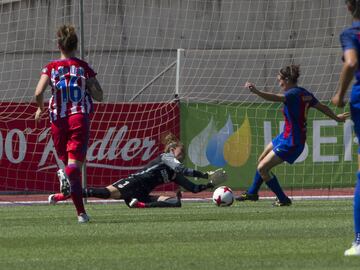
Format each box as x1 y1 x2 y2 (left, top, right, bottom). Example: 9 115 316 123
0 102 180 193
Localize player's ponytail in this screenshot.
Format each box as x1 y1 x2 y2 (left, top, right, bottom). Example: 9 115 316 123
57 24 78 53
163 133 183 153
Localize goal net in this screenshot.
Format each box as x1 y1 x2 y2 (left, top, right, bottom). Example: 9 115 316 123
0 0 355 196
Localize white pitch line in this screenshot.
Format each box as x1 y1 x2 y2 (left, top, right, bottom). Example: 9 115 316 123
0 195 354 206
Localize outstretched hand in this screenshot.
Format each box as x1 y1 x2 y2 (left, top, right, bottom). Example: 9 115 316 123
336 112 350 122
245 81 257 92
207 168 227 186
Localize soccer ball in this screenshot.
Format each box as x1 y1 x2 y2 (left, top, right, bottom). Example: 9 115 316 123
212 186 234 207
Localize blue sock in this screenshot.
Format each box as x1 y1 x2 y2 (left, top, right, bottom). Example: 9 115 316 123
248 171 263 194
265 174 287 202
354 172 360 244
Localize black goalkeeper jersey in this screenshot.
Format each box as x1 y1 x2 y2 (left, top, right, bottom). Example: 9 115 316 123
112 152 209 200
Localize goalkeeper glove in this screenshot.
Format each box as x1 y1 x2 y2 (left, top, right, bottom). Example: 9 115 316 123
207 168 227 186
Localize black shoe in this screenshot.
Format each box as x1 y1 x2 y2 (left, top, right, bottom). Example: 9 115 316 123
272 197 292 207
235 192 259 201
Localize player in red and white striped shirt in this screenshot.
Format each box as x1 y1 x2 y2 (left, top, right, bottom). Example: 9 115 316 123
34 24 103 223
41 58 96 122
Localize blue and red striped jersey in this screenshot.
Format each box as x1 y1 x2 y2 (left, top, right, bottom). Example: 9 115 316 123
281 87 319 146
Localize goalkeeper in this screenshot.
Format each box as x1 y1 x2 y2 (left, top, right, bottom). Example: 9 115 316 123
49 133 227 208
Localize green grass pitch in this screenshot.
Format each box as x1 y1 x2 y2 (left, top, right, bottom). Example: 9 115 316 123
0 200 359 270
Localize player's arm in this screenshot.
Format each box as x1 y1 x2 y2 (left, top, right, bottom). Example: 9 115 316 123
174 174 213 193
34 74 50 121
161 153 227 185
177 166 209 179
161 153 209 179
313 102 349 122
86 77 104 102
332 30 358 108
245 81 285 102
332 49 357 107
161 153 208 179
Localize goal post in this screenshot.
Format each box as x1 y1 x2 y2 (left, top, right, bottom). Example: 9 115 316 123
0 0 357 195
0 0 181 194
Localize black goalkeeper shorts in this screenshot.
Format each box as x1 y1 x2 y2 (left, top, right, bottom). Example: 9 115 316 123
112 177 152 205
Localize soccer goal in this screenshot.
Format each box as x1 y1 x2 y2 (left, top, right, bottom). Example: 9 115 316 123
0 0 356 197
178 47 355 193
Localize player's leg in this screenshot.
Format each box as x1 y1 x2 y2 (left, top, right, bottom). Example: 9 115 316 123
345 157 360 255
56 167 71 196
345 106 360 255
257 150 291 206
51 119 71 195
129 192 182 208
50 119 72 205
258 142 274 163
83 185 120 199
155 195 182 207
355 155 360 243
236 142 273 201
66 114 90 222
48 193 71 205
65 159 90 222
251 142 274 193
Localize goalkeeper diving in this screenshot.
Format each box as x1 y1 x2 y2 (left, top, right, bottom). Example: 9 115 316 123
49 133 227 208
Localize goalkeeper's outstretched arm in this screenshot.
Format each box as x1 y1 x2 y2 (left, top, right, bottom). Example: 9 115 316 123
184 168 209 178
161 152 229 183
174 174 213 193
207 168 228 186
161 152 209 178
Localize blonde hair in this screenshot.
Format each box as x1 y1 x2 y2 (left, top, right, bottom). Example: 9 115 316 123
162 133 183 153
57 24 78 53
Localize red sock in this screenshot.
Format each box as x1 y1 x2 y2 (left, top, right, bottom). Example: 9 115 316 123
136 201 146 208
65 164 86 216
53 193 70 202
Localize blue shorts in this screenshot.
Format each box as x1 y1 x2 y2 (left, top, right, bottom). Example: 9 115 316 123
350 104 360 154
272 134 304 164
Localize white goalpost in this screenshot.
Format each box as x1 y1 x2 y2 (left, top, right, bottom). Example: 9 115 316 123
0 0 356 197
